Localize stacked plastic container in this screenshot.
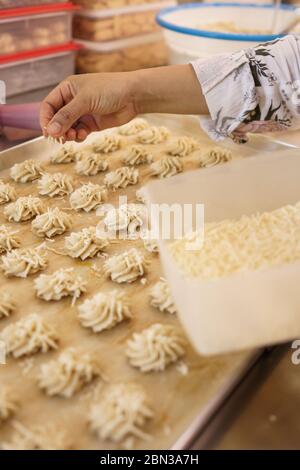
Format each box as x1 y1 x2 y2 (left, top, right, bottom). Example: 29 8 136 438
73 0 176 74
0 2 78 98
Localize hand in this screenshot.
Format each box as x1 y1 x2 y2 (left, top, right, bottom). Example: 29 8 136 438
40 65 207 142
40 72 137 142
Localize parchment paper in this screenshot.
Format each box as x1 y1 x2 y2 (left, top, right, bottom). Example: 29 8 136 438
0 114 258 450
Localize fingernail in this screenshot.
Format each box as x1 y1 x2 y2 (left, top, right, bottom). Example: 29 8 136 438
47 122 62 135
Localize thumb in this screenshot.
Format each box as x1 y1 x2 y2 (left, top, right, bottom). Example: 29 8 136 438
46 97 85 136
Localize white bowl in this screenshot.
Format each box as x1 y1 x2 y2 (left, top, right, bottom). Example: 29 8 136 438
157 2 297 63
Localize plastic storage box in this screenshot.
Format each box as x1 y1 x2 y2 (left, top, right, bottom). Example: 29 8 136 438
76 32 167 73
0 3 76 55
73 0 168 10
0 1 67 8
0 43 78 97
73 1 175 42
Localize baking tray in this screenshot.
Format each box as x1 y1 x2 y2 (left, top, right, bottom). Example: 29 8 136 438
0 115 263 450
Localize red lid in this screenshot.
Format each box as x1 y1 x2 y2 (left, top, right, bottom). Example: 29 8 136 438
0 41 81 65
0 2 79 19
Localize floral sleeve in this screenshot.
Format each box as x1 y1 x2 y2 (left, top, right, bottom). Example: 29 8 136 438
191 35 300 143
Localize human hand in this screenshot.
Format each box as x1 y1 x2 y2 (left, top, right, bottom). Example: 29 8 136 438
40 72 137 142
40 65 207 142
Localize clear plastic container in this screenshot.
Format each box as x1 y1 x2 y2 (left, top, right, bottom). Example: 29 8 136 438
0 43 77 97
73 0 169 10
76 33 167 73
0 1 67 8
0 3 76 55
73 1 175 42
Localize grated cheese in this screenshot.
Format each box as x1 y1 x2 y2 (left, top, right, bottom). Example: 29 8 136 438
170 201 300 279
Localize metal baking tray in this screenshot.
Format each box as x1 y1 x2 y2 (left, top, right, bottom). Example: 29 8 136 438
0 121 263 450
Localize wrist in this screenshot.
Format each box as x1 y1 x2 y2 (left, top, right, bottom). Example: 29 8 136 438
129 68 153 115
129 64 207 116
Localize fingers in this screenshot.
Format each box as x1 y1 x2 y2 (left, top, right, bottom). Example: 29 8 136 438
40 84 66 135
66 128 77 141
40 101 57 137
46 96 86 137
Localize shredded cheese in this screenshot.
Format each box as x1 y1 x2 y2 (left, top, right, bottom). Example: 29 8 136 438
170 201 300 279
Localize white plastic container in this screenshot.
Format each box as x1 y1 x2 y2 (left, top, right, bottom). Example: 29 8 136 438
73 1 175 42
0 43 77 97
156 3 297 62
76 32 167 73
0 3 76 55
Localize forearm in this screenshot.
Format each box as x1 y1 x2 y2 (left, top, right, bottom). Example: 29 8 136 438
132 64 208 116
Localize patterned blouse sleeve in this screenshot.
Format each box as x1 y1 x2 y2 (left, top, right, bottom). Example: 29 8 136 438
191 35 300 143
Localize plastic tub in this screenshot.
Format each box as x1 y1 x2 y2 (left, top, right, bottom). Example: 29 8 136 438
0 1 67 8
0 43 78 97
76 32 167 73
73 1 175 42
0 3 77 55
156 3 297 62
73 0 169 10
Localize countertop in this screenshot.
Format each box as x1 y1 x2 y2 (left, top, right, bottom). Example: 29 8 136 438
193 343 300 449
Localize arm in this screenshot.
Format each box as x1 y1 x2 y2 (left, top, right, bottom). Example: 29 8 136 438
40 64 208 142
133 64 208 115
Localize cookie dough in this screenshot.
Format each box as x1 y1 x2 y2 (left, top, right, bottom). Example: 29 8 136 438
70 183 108 212
119 118 149 136
0 225 20 253
103 203 147 239
34 268 87 304
137 126 169 144
150 279 176 314
65 227 109 260
0 245 48 278
4 196 44 222
199 147 232 168
38 172 74 198
167 136 198 157
104 248 146 283
104 166 139 190
78 290 132 333
75 152 109 176
31 208 72 238
89 383 153 443
0 314 58 358
10 159 44 183
126 323 185 372
1 421 70 450
0 388 18 422
150 156 183 179
93 134 121 154
122 145 153 166
38 348 100 398
50 146 77 164
143 237 159 254
0 181 17 205
0 292 16 319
